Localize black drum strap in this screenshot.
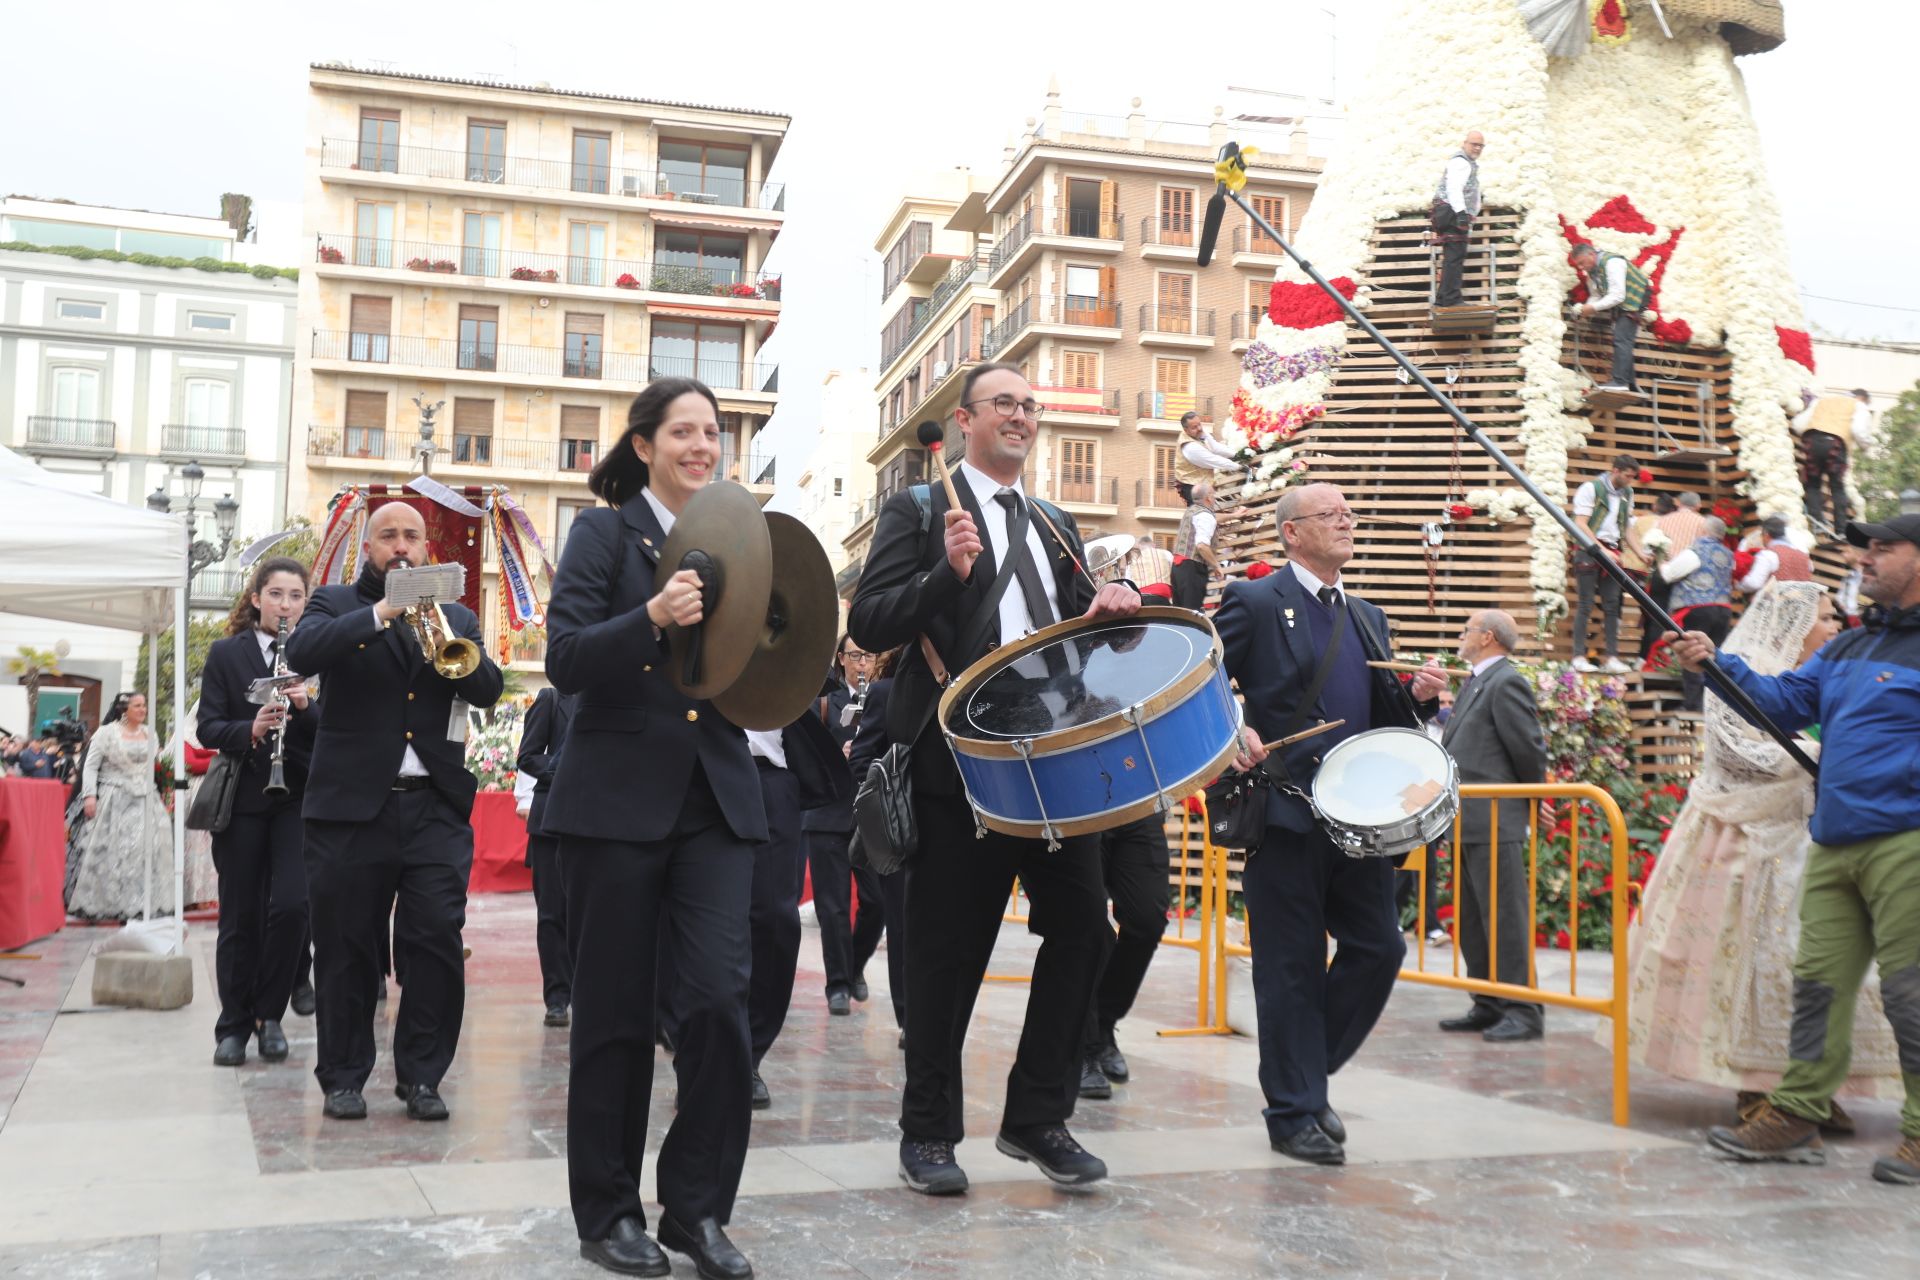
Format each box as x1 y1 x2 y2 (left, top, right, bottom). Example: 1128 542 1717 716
1261 601 1347 791
912 497 1033 748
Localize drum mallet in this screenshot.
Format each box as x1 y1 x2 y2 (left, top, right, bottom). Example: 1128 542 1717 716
1264 718 1346 752
917 420 964 511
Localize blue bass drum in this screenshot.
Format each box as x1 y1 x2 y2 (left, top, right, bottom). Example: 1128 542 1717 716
938 606 1242 844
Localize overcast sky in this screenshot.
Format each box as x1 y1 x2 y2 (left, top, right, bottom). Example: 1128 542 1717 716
6 1 1912 509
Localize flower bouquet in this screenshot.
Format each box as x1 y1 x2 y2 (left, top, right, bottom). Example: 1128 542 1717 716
464 701 526 792
614 272 641 289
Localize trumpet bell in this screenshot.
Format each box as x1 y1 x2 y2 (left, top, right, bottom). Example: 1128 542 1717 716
433 637 482 680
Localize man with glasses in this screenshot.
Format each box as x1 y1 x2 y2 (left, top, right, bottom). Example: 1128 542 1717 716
809 635 884 1017
851 361 1141 1196
1218 484 1445 1164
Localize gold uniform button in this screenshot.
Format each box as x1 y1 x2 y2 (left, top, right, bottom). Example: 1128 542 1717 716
406 731 414 741
643 664 652 673
407 692 416 701
686 710 698 722
358 643 367 650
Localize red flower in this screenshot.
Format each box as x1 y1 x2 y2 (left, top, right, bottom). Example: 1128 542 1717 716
1636 469 1653 485
1661 783 1686 800
1585 195 1655 235
1268 277 1357 331
1436 904 1455 923
1651 317 1693 347
1593 0 1626 37
1245 561 1273 580
1554 929 1572 950
1446 503 1473 521
1776 326 1816 372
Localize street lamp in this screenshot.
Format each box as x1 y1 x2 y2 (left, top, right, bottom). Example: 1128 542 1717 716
148 459 240 585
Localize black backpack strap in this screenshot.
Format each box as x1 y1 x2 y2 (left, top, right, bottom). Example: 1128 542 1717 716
1261 600 1349 790
910 483 933 534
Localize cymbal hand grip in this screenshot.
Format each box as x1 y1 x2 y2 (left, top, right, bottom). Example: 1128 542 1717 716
677 549 722 688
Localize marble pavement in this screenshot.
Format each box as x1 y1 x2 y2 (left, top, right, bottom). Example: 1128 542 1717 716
1 895 1914 1278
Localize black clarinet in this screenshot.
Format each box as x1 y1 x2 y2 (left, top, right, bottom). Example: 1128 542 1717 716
263 616 291 799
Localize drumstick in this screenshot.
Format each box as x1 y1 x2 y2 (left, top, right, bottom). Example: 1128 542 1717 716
1367 660 1463 677
916 420 963 511
1262 719 1345 752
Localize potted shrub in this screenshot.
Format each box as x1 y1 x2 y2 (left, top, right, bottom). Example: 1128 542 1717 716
650 265 709 295
317 245 345 264
614 272 641 289
761 276 781 302
406 257 433 272
537 268 559 283
510 265 540 281
432 258 458 273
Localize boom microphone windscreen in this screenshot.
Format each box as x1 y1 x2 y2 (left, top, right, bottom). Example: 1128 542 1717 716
1196 188 1228 267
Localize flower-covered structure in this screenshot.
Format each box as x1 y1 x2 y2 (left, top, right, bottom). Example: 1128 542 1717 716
1222 0 1815 655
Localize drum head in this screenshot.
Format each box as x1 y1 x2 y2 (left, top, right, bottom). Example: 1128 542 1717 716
945 613 1210 743
1313 729 1452 828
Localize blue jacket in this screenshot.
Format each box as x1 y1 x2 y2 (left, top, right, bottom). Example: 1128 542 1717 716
1718 604 1920 845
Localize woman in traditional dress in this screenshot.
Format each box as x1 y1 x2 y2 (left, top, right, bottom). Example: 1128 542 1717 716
68 692 176 920
1615 580 1904 1125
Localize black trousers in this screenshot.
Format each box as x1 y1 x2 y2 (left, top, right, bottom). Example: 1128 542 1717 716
1639 573 1675 661
1437 234 1468 306
1608 309 1641 390
212 802 308 1043
1680 603 1735 710
1458 840 1541 1030
810 828 883 996
901 793 1108 1142
565 770 753 1241
304 788 471 1095
878 866 908 1029
1170 558 1210 611
1084 813 1171 1052
528 831 572 1009
1245 825 1405 1141
1801 431 1850 529
1571 547 1624 660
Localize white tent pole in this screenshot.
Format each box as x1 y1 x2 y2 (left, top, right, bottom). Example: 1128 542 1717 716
173 580 188 956
143 618 157 922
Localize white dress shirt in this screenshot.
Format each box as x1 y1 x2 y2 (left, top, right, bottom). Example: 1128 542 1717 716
1572 476 1629 545
1180 437 1242 474
362 604 430 776
1444 156 1474 214
1290 560 1345 604
1188 508 1219 551
1588 256 1631 313
959 460 1061 645
1469 653 1504 678
1738 548 1780 594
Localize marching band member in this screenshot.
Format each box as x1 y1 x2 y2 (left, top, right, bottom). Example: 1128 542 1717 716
515 685 576 1029
850 362 1140 1196
286 502 503 1123
545 376 760 1280
197 556 316 1068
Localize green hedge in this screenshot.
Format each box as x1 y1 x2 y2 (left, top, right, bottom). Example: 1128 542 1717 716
0 240 298 281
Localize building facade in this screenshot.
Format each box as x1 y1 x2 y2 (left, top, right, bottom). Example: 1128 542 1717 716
791 367 877 596
293 64 787 670
846 92 1325 585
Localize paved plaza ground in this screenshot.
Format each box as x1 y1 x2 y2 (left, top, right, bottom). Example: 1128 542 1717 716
1 894 1915 1278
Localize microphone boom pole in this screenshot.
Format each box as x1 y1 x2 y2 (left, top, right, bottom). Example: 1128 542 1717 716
1210 148 1817 779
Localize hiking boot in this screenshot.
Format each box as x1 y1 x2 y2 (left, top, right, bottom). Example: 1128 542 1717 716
1707 1099 1824 1165
1737 1091 1854 1136
1872 1136 1920 1186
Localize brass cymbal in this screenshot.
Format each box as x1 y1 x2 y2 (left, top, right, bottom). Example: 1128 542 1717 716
711 511 839 730
660 481 773 701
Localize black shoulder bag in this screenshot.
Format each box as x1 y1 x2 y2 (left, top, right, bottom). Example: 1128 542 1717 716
1201 599 1348 851
185 752 244 833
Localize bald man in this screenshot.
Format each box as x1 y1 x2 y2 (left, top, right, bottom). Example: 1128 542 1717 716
1432 131 1485 309
286 500 503 1122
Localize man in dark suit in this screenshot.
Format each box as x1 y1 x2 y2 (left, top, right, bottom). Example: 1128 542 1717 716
1438 609 1548 1042
516 686 576 1028
286 501 503 1122
1217 483 1443 1166
810 640 883 1019
851 362 1141 1195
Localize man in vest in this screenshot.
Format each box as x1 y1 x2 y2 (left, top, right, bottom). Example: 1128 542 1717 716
1174 411 1243 504
1658 515 1737 711
1170 481 1221 610
1792 389 1874 534
1431 131 1484 309
1738 515 1815 595
1572 242 1652 394
1568 455 1641 674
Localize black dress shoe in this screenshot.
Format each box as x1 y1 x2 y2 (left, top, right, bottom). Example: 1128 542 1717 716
1078 1057 1112 1100
545 1005 571 1028
657 1213 752 1280
826 988 851 1016
850 976 870 1002
256 1020 289 1061
1091 1031 1129 1083
580 1215 670 1277
1482 1014 1544 1043
749 1070 770 1110
995 1124 1108 1185
323 1088 367 1120
395 1082 450 1121
213 1034 248 1067
1271 1122 1345 1166
1317 1106 1347 1146
898 1137 969 1195
289 981 316 1017
1438 1005 1503 1033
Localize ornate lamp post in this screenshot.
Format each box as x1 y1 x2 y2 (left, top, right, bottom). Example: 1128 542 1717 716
146 459 240 588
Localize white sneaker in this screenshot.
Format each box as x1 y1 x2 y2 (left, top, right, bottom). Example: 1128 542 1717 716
1600 657 1630 674
1571 656 1598 673
1426 928 1450 947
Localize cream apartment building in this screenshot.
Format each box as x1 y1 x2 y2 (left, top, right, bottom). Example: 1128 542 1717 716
293 64 786 665
846 92 1324 586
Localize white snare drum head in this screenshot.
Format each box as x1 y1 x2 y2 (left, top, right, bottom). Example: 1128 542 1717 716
1313 729 1452 828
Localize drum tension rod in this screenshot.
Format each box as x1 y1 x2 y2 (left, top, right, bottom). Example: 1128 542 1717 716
1123 703 1172 814
1014 738 1061 852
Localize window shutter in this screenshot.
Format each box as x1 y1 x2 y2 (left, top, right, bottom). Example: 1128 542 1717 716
1097 266 1117 326
1061 350 1098 389
344 390 386 428
1155 357 1193 396
1098 181 1119 238
454 398 493 433
349 295 391 333
565 312 604 337
560 405 598 437
1160 188 1194 245
458 303 498 328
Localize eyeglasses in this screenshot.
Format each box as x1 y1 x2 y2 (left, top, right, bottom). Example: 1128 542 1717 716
842 649 872 662
964 394 1046 422
1291 508 1357 528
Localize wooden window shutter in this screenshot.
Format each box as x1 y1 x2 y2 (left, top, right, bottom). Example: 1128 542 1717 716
1251 194 1288 249
565 311 604 337
1058 438 1096 500
1098 181 1118 238
1155 357 1193 395
1153 444 1178 498
453 398 493 432
1097 266 1117 326
458 303 498 326
1160 188 1194 246
1157 273 1193 332
1061 350 1098 389
560 405 598 436
344 390 386 428
349 295 391 333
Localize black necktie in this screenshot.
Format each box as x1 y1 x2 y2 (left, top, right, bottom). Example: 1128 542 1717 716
995 490 1056 632
1317 585 1340 609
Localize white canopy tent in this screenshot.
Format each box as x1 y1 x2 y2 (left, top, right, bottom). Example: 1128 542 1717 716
0 444 192 951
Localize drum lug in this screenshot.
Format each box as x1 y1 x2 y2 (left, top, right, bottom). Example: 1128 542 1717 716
1013 738 1061 851
1123 702 1171 812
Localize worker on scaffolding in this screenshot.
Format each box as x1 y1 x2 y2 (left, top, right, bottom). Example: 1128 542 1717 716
1571 242 1651 397
1431 131 1485 310
1792 388 1874 537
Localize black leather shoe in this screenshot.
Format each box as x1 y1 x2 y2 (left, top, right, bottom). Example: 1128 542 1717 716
1317 1107 1347 1146
1078 1058 1112 1100
851 975 870 1002
545 1005 571 1028
1091 1031 1130 1083
749 1070 770 1110
995 1124 1108 1185
1271 1122 1345 1166
256 1020 289 1061
1482 1014 1544 1043
826 988 851 1016
396 1082 450 1121
898 1137 969 1195
657 1213 752 1280
213 1034 248 1067
1438 1006 1503 1033
580 1215 670 1277
323 1088 367 1120
289 981 316 1017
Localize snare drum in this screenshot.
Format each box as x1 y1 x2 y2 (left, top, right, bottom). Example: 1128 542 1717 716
1310 727 1458 859
939 606 1242 844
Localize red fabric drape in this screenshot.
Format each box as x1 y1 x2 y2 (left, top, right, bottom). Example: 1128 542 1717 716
0 779 69 948
468 790 533 894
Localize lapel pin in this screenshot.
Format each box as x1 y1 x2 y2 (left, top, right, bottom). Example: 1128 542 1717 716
1284 608 1295 629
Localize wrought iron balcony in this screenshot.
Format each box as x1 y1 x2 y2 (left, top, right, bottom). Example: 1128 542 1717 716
1137 306 1217 337
1136 477 1186 509
311 331 777 394
1053 209 1122 240
319 138 785 210
1230 309 1268 342
987 211 1033 275
305 425 606 475
980 295 1121 358
1051 474 1119 505
189 567 245 609
1230 225 1285 257
315 235 780 300
1134 391 1215 422
1138 215 1197 249
160 424 245 460
24 415 116 454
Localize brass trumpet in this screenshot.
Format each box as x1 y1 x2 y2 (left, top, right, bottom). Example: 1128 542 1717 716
409 601 482 679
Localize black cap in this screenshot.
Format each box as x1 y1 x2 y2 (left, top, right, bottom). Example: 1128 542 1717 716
1846 514 1920 549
